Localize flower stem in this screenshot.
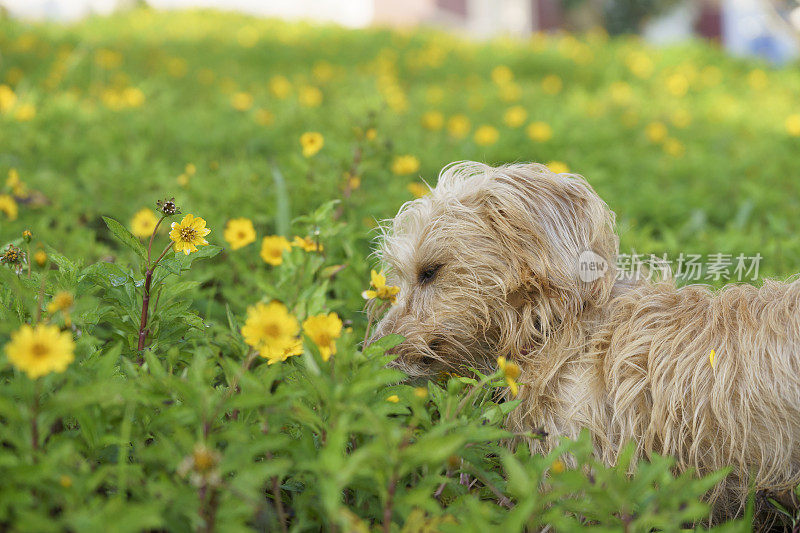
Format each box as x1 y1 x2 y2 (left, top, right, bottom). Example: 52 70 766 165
31 379 41 460
137 242 173 354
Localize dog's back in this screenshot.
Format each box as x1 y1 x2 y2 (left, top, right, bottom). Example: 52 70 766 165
593 278 800 517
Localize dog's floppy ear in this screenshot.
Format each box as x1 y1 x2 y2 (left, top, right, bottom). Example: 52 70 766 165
480 163 618 328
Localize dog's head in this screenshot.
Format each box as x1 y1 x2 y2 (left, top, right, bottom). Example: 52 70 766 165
370 161 617 378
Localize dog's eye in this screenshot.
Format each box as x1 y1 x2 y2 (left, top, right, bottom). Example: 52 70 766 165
418 264 441 284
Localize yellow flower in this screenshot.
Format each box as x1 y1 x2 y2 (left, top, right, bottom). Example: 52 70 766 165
663 138 685 157
302 312 343 362
15 103 36 121
503 106 527 128
241 301 302 364
447 114 471 139
541 74 563 95
526 121 552 142
546 161 569 174
421 110 444 131
131 208 159 238
269 75 291 99
491 65 513 85
5 323 75 379
34 250 47 266
407 182 428 198
223 218 256 250
645 121 668 143
709 349 717 369
291 236 322 252
666 74 689 97
362 269 400 304
300 132 324 157
59 475 72 488
122 87 144 107
255 108 274 126
391 155 420 176
474 125 499 146
365 128 377 141
386 395 400 403
747 69 768 91
298 86 323 107
47 291 74 313
496 356 521 396
786 114 800 137
260 235 291 266
169 214 211 255
6 168 20 188
550 460 565 474
0 84 17 112
413 387 428 399
231 92 253 111
0 194 18 220
185 163 196 176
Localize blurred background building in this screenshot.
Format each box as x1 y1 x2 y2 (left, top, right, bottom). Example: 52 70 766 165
1 0 799 62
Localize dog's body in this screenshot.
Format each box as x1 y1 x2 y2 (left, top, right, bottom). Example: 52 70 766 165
373 161 800 521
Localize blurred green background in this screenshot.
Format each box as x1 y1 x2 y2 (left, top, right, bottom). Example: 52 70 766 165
1 6 800 322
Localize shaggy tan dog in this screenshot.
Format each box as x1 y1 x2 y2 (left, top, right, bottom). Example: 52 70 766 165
371 161 800 522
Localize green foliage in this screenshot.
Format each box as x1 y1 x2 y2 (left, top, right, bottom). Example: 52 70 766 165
1 7 796 531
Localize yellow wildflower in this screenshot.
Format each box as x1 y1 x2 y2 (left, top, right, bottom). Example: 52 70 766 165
365 128 377 141
541 74 563 95
666 74 689 97
407 182 428 198
255 108 273 126
241 301 302 364
59 475 72 488
362 269 400 304
447 114 471 139
169 214 211 255
231 92 253 111
551 460 565 474
15 103 36 121
300 132 324 157
491 65 513 85
34 250 47 266
663 138 685 157
503 106 527 128
474 125 499 146
5 323 75 379
386 395 400 403
414 387 428 399
260 235 291 266
131 208 159 238
496 356 521 396
302 312 343 362
298 86 323 107
223 218 257 250
291 236 322 252
0 84 17 112
786 114 800 137
645 121 668 143
421 110 444 131
0 195 18 220
670 108 692 129
185 163 196 176
391 155 420 176
269 75 291 99
546 161 569 174
526 121 552 142
47 291 74 313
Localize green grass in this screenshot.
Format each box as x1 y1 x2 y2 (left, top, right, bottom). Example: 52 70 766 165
0 7 798 531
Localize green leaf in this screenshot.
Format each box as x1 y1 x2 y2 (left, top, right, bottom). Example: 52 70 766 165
102 216 147 259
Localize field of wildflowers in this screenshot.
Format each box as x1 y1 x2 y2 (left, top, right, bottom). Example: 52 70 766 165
2 7 800 530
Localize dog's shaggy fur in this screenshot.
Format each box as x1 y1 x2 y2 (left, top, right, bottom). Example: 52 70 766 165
371 161 800 522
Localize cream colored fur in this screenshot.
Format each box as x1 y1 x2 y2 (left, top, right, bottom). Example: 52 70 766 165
371 161 800 523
